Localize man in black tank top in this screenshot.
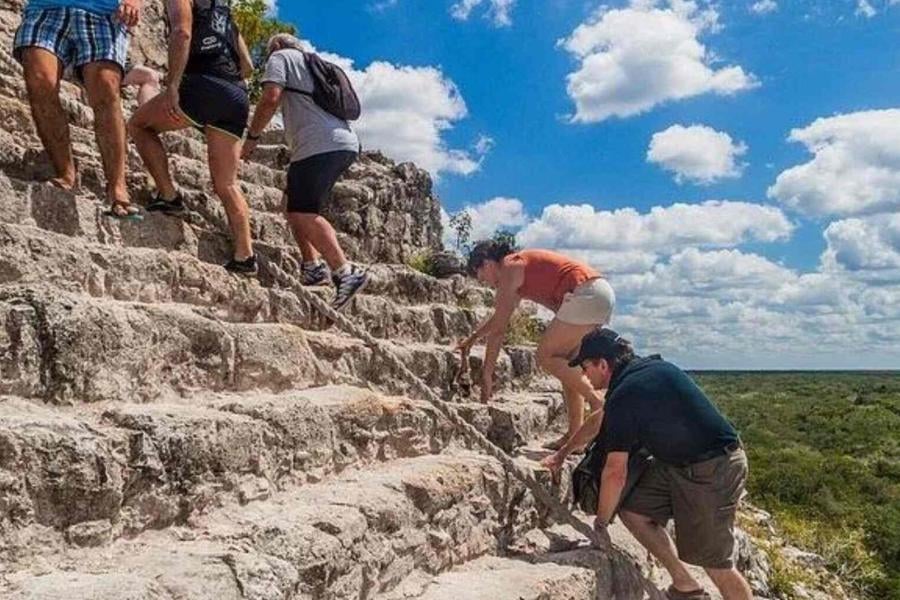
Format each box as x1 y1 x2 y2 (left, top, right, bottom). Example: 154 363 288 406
128 0 260 275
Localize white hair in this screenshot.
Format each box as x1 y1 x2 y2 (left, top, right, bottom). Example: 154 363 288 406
267 33 304 56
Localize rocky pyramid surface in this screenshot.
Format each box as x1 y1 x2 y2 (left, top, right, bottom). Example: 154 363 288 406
0 2 857 599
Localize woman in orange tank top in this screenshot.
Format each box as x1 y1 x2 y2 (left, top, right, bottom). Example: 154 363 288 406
458 238 616 453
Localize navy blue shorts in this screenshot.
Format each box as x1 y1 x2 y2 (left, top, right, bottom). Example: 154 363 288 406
179 73 249 139
286 151 357 214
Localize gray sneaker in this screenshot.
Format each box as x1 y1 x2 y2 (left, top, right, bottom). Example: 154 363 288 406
301 261 329 286
331 265 369 311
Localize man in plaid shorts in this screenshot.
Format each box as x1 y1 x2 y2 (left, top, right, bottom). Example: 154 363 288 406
13 0 143 218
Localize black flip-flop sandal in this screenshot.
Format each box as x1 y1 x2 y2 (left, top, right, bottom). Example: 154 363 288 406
104 200 144 222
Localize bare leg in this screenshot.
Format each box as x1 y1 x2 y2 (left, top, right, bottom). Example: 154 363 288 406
82 62 127 204
123 65 161 106
285 213 347 270
21 48 76 188
284 197 320 263
705 567 752 600
537 318 604 441
128 90 188 200
619 511 704 593
207 128 253 261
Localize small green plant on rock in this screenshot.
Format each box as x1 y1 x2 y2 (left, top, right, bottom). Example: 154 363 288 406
505 311 544 346
407 252 436 277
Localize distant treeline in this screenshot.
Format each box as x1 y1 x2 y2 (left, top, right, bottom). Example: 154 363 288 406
694 371 900 600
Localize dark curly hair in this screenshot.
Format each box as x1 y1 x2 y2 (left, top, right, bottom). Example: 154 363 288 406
607 337 636 373
466 238 518 276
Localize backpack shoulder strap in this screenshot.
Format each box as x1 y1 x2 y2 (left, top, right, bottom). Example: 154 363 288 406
279 49 315 97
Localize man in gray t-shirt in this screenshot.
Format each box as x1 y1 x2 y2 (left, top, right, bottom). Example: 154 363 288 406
243 34 368 311
260 47 359 163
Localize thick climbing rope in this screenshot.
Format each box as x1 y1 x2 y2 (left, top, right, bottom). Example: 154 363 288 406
261 257 599 546
0 43 597 543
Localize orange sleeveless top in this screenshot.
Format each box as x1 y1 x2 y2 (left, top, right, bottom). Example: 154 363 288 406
508 249 600 312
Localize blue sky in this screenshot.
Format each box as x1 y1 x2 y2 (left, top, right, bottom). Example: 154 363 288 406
276 0 900 369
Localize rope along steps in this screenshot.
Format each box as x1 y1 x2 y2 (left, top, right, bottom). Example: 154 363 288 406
260 256 601 547
0 41 600 546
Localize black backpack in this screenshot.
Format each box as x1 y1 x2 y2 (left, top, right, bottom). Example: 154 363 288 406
285 52 362 121
183 0 240 80
571 442 651 515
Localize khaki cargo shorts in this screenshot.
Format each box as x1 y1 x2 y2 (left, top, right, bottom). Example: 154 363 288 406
620 448 748 569
556 278 615 325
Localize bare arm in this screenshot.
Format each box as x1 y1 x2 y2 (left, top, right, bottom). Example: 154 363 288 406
460 262 524 348
242 82 282 157
165 0 192 89
236 32 254 80
596 451 628 524
248 83 282 136
563 406 605 454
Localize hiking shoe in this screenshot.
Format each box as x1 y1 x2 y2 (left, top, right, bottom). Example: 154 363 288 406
300 261 329 286
146 191 185 214
224 255 258 276
331 265 369 311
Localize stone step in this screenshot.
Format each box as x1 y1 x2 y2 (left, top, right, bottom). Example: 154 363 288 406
0 222 488 344
0 284 323 403
376 556 598 600
0 76 445 264
0 283 540 404
0 387 562 556
0 72 289 186
0 174 492 310
2 451 565 600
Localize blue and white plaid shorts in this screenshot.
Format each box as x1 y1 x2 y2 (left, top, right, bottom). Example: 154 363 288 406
13 7 129 79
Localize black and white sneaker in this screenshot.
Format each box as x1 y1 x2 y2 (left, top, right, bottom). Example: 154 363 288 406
300 261 329 286
331 265 369 311
146 191 186 214
224 255 258 276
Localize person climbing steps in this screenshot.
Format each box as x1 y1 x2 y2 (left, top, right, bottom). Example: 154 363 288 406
128 0 257 275
242 33 368 309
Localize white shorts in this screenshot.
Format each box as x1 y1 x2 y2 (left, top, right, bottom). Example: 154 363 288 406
555 278 615 326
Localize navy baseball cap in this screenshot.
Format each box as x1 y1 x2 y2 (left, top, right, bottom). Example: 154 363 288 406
568 327 623 368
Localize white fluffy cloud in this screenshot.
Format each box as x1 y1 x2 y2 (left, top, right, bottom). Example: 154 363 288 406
768 109 900 217
611 246 900 369
450 0 515 26
442 197 530 249
560 0 757 123
749 0 777 15
821 214 900 282
304 45 487 178
856 0 877 18
447 195 899 367
647 124 748 184
517 200 792 263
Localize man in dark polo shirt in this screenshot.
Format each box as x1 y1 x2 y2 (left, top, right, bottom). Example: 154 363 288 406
569 327 752 600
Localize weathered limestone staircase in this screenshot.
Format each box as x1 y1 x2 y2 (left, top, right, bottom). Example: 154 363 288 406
2 3 857 599
0 4 689 598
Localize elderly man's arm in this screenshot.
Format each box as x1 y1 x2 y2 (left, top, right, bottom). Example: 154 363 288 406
242 82 282 157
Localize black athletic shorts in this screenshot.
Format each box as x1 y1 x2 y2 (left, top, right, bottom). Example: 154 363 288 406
286 150 358 214
179 73 249 139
